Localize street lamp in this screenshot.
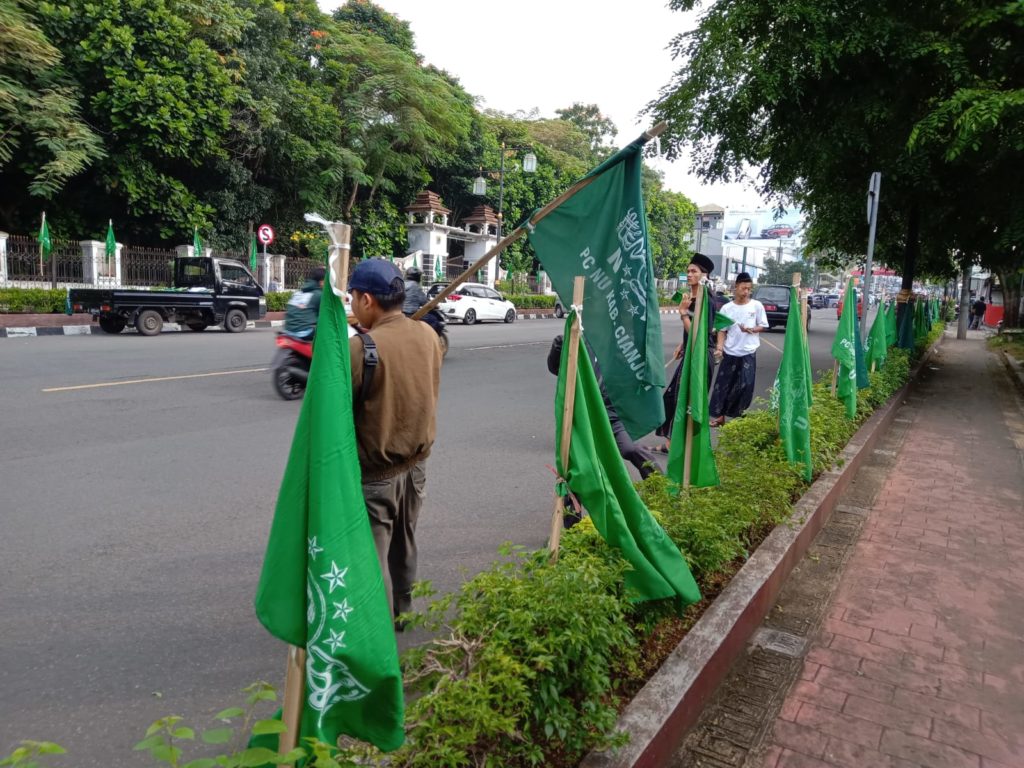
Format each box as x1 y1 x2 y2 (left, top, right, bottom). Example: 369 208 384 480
473 142 537 240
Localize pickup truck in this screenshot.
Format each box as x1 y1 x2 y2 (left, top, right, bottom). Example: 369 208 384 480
70 256 267 336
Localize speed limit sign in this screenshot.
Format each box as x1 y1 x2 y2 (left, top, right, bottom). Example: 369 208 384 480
257 224 275 245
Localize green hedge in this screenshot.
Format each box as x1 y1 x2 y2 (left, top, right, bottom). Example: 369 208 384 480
265 291 293 312
3 325 942 768
507 294 557 309
0 288 68 314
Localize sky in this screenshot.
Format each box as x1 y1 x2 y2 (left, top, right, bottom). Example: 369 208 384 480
316 0 771 210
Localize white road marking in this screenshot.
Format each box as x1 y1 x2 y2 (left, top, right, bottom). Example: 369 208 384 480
463 342 550 351
43 367 269 393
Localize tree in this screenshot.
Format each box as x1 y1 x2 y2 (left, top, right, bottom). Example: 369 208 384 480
0 0 103 224
649 0 1023 324
333 0 415 55
555 103 618 152
760 257 811 286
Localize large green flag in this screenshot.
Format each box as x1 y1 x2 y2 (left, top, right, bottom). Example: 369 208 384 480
527 138 665 439
249 233 258 273
772 287 813 481
666 284 719 488
554 315 701 605
38 213 52 262
254 277 404 752
866 301 888 371
193 227 203 257
105 219 116 265
434 253 444 282
832 279 858 419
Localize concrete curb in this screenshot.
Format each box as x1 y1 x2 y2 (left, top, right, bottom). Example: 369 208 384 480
0 319 285 338
580 334 944 768
999 348 1024 395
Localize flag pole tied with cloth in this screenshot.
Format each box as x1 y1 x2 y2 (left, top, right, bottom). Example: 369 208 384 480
254 240 405 753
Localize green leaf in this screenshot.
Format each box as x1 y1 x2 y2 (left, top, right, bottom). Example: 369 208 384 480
134 735 165 751
235 747 281 767
215 707 245 720
251 719 288 736
200 728 234 745
172 727 196 740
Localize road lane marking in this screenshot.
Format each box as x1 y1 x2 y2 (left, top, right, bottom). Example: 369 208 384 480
464 342 549 351
42 367 269 393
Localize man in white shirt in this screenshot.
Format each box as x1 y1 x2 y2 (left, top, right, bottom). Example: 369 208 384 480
709 272 769 427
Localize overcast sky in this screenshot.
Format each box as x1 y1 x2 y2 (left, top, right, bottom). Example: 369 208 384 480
316 0 770 210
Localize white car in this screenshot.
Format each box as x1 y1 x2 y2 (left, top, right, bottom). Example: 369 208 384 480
440 282 517 324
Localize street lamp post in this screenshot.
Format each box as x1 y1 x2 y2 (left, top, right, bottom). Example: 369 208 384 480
473 142 537 241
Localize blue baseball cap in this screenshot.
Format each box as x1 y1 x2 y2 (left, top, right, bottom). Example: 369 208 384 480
348 258 404 295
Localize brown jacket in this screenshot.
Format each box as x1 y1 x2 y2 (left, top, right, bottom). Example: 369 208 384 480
349 312 442 481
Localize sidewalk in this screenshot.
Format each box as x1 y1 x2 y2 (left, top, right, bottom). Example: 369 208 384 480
760 332 1024 767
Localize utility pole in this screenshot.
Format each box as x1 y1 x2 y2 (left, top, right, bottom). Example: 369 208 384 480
863 172 881 341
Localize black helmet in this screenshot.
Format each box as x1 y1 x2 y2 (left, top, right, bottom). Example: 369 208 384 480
405 266 422 282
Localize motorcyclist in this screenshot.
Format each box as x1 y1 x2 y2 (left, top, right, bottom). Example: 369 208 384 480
402 266 429 316
283 266 325 338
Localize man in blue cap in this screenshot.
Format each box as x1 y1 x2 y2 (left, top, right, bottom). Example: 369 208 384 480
348 258 443 628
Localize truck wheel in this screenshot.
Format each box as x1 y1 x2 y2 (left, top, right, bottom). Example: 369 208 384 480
135 310 163 336
99 316 126 334
187 322 208 332
224 308 247 333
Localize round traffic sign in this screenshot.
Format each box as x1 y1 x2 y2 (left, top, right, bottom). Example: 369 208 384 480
257 224 275 245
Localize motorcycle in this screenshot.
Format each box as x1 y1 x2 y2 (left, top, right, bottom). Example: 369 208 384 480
271 331 313 400
417 307 449 359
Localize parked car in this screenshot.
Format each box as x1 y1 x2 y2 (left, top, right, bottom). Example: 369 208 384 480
824 293 840 308
751 284 811 330
809 293 826 309
836 291 864 320
439 282 517 324
759 224 795 239
426 282 448 299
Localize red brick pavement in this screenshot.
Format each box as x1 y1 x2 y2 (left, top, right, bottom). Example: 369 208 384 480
758 335 1024 768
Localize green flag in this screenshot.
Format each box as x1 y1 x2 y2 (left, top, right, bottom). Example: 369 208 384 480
249 233 258 273
527 137 665 439
853 308 869 389
885 300 897 346
105 219 116 265
193 227 203 257
832 279 858 419
554 315 701 605
772 286 813 481
866 302 888 371
254 281 405 752
712 312 736 332
666 284 719 488
434 254 444 282
38 213 52 262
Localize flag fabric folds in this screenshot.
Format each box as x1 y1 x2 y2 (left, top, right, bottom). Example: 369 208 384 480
853 309 870 389
773 286 813 481
105 220 116 265
434 254 444 281
832 279 858 419
554 315 701 605
885 300 897 346
249 233 258 273
193 227 203 257
254 273 405 752
527 138 665 439
666 284 719 489
866 301 889 371
38 213 52 262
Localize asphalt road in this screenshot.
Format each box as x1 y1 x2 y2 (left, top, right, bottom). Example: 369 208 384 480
0 306 846 764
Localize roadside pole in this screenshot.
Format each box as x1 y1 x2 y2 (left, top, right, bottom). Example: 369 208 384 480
862 172 881 342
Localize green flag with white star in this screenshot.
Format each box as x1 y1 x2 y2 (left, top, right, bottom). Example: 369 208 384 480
249 233 258 273
434 254 444 281
38 213 52 263
193 227 203 257
254 270 404 752
772 286 813 481
866 301 888 371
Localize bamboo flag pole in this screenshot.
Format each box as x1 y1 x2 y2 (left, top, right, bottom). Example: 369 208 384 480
412 122 668 321
278 221 352 761
549 276 585 561
682 281 705 488
38 211 45 276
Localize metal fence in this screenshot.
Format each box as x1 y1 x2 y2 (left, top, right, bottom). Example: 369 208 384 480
284 257 326 289
120 246 175 287
6 234 83 285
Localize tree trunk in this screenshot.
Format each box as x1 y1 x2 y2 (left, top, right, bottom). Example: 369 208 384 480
997 268 1022 328
896 204 920 349
957 254 971 339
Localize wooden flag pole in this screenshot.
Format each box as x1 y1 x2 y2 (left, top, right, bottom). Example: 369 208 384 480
549 276 586 560
682 281 705 488
279 221 352 761
830 361 838 395
413 122 668 321
38 211 45 276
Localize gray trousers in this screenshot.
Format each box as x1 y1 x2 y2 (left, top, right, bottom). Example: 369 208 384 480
363 461 426 617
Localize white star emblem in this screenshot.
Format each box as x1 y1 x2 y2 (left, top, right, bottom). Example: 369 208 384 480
325 628 347 653
332 598 354 622
321 562 349 593
622 265 632 277
620 288 631 300
307 536 324 560
629 304 641 316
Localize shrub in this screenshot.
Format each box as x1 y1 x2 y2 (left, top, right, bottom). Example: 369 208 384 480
0 288 68 314
264 291 293 312
505 294 557 310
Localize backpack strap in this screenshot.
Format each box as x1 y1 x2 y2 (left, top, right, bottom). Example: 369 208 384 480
355 331 378 408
